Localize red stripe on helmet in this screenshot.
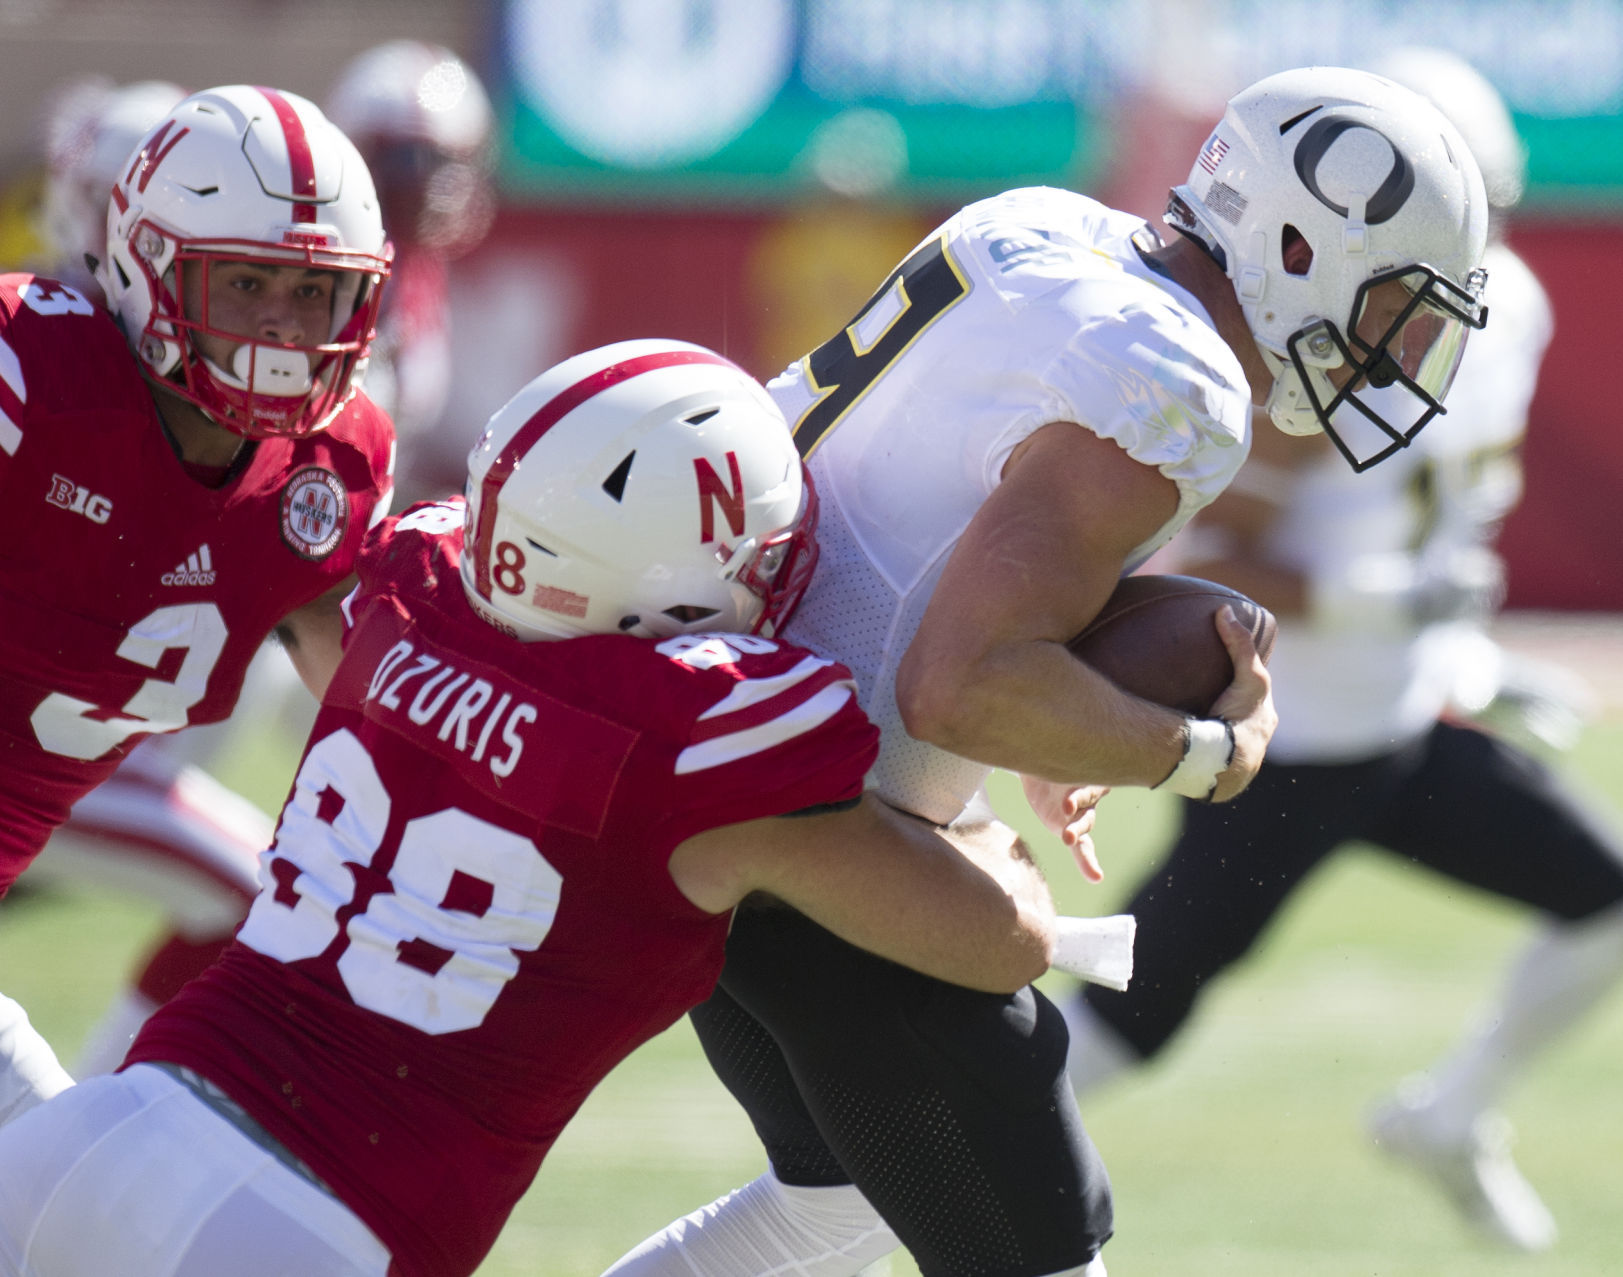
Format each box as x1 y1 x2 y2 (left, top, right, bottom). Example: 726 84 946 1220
126 120 190 195
256 86 319 224
471 348 738 602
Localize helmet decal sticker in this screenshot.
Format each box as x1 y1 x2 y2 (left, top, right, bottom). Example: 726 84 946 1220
1196 134 1229 175
694 451 746 543
1206 182 1249 226
1293 118 1415 225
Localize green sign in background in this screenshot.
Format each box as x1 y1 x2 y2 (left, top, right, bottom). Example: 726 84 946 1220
496 0 1623 210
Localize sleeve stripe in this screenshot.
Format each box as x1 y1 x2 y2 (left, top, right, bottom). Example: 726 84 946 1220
688 659 852 745
0 335 25 456
674 683 854 775
696 654 838 722
0 334 24 403
368 480 395 527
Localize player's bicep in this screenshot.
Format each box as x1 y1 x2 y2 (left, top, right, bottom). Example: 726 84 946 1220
903 421 1179 684
666 794 865 914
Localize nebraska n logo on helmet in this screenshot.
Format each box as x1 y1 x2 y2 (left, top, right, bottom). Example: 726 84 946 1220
1166 66 1489 472
461 339 820 644
97 84 393 440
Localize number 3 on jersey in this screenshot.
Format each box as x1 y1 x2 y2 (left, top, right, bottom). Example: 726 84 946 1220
238 728 562 1035
30 603 228 759
791 234 969 458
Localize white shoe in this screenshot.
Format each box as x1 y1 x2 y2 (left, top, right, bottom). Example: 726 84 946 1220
1368 1085 1557 1252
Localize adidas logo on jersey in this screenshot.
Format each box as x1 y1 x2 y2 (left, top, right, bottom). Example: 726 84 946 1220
162 545 217 587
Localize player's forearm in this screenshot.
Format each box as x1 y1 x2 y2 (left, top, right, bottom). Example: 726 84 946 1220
899 638 1189 791
762 799 1054 993
936 818 1057 983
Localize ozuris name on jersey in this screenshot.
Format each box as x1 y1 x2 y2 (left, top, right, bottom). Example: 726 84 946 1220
364 639 537 779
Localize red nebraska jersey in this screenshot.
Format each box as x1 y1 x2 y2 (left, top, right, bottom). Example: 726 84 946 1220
0 274 394 887
128 503 878 1277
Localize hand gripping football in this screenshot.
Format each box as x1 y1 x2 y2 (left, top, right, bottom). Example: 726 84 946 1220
1066 574 1276 716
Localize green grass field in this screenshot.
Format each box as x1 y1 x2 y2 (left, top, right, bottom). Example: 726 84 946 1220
3 719 1621 1275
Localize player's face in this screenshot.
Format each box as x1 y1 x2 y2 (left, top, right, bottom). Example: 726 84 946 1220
1325 276 1412 391
1326 274 1467 398
183 260 338 371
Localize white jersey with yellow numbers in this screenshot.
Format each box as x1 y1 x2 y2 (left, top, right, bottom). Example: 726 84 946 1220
1260 242 1553 763
770 186 1254 824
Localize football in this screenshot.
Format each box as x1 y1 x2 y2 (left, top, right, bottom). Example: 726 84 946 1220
1066 574 1276 716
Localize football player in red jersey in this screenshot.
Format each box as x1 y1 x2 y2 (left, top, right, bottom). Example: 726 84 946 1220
0 340 1056 1277
0 84 395 1124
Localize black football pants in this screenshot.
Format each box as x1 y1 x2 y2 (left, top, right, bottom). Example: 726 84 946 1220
1085 719 1623 1058
692 900 1113 1277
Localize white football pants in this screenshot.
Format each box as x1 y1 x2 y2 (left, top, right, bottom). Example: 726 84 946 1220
601 1168 1107 1277
0 1064 389 1276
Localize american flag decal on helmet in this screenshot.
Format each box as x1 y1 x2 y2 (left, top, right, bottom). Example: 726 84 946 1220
1198 134 1229 175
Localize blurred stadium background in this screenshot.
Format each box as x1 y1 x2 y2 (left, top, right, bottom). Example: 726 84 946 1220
0 1 1620 1272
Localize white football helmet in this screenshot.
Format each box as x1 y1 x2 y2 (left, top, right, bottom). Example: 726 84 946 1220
1168 66 1489 471
325 41 495 256
98 84 393 439
462 339 819 643
38 79 186 289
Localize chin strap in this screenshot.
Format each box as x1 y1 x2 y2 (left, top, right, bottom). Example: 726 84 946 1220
1260 349 1331 438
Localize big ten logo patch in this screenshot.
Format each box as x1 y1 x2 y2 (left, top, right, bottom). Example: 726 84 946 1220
280 466 349 560
46 474 113 524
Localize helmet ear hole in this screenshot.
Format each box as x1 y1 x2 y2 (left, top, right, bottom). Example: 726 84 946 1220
1281 224 1313 276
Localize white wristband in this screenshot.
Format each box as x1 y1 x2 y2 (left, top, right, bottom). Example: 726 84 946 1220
1154 717 1236 801
1049 914 1137 990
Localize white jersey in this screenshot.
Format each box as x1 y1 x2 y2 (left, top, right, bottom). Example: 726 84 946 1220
771 187 1253 824
1261 243 1553 762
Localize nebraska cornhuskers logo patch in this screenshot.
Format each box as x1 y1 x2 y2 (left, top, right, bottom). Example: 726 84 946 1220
280 466 348 560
